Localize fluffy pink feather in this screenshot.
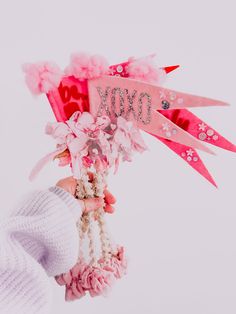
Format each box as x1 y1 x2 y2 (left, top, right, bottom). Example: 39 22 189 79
127 56 166 85
22 62 63 94
65 52 109 80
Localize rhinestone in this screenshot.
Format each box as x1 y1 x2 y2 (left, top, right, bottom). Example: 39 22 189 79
213 134 219 141
193 157 198 162
207 129 214 136
187 156 192 162
172 128 177 135
181 152 186 157
198 132 207 141
165 131 172 138
116 65 123 73
162 100 170 110
92 148 99 154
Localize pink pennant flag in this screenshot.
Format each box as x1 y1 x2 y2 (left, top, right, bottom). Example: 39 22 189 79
24 53 235 187
47 76 89 122
159 109 236 152
141 110 214 154
153 136 217 187
88 76 228 116
149 109 236 186
45 70 234 187
87 76 227 153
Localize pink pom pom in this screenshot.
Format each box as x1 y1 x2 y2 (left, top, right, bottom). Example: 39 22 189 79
65 52 109 80
55 260 115 300
99 247 127 279
55 274 67 286
127 56 166 85
65 286 85 301
22 61 63 95
80 265 114 297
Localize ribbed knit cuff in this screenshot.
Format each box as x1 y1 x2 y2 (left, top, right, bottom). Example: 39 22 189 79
48 186 82 221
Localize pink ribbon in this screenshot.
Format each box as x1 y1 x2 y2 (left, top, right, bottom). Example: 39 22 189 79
29 146 66 181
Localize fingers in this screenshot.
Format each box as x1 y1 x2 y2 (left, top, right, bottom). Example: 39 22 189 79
83 190 116 214
104 189 116 204
104 203 115 214
103 189 116 213
81 195 116 214
56 176 117 214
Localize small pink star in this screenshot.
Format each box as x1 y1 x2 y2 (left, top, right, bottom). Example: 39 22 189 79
186 148 194 156
198 122 207 131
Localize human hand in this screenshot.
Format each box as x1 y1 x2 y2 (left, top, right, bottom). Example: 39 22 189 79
56 176 116 214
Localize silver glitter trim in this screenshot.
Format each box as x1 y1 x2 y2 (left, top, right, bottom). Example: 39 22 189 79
138 92 152 125
96 86 111 117
125 89 137 120
111 87 125 117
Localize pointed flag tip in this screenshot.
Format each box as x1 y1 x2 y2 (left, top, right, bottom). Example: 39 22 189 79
214 100 230 107
211 179 218 188
163 65 180 74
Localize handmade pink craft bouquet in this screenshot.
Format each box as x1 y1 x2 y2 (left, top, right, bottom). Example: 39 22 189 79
23 52 236 300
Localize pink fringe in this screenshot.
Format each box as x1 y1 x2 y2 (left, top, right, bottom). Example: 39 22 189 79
23 53 166 96
55 261 114 300
65 52 109 81
127 56 166 85
55 247 127 301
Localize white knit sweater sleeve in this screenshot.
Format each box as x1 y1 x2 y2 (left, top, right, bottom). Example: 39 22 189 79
0 186 82 314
